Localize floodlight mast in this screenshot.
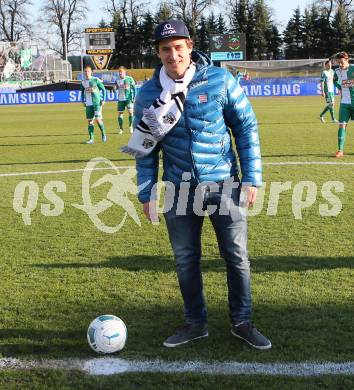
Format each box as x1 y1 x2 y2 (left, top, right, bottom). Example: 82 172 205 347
63 29 68 61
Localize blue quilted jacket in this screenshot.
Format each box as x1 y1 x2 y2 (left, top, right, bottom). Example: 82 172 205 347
135 51 262 203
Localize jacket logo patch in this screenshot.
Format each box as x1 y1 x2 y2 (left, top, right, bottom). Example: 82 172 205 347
162 112 176 124
198 94 208 103
189 80 208 89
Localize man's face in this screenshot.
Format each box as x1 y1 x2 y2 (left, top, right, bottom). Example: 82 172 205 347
325 62 331 70
337 58 349 70
157 38 193 79
84 67 92 79
119 69 126 79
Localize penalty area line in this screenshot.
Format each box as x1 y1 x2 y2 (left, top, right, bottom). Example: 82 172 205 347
0 161 354 178
0 358 354 377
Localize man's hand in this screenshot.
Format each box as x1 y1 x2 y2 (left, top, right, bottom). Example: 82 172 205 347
101 101 105 106
143 201 160 224
241 185 257 208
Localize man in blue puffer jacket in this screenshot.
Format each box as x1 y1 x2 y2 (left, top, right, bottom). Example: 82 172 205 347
133 20 271 350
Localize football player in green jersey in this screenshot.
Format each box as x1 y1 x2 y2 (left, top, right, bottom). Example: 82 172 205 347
333 52 354 157
319 60 337 123
115 66 136 134
81 65 107 144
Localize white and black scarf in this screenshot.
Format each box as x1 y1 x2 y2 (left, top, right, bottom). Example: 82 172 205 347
121 63 196 158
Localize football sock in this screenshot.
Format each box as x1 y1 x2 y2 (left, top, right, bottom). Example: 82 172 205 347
320 107 328 117
88 124 94 140
97 121 106 137
338 127 346 151
329 107 335 121
129 115 133 128
118 116 123 130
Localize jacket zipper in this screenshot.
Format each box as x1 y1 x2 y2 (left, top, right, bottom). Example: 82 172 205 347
184 105 199 182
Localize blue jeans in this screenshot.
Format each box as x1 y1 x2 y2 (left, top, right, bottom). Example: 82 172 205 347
164 180 251 325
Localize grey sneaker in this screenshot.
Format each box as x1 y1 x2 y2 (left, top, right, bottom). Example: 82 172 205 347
320 116 325 123
163 323 208 348
231 321 271 350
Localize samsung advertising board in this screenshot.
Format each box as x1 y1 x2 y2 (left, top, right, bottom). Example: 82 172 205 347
1 78 337 105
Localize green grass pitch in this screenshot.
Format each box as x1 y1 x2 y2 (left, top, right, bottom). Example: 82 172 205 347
0 97 353 388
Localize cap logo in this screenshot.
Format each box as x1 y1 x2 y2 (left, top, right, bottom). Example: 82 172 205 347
155 20 189 41
161 23 177 36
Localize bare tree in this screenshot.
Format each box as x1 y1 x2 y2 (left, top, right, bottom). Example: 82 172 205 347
0 0 32 41
105 0 145 26
336 0 353 8
316 0 353 23
320 0 334 23
173 0 216 40
40 0 88 59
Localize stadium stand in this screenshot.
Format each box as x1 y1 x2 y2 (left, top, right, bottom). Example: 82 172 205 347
0 41 72 91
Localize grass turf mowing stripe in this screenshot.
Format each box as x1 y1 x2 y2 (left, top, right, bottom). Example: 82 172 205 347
1 358 353 376
0 161 353 178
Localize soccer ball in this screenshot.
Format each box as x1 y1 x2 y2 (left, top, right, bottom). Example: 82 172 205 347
87 315 127 354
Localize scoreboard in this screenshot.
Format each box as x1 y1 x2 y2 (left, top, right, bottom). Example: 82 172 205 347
209 34 246 61
84 28 115 55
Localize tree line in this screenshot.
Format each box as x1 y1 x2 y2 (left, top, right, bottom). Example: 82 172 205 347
0 0 353 67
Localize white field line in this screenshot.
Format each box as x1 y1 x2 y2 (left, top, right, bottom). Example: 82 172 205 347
0 358 353 376
264 161 354 165
0 166 133 178
0 161 353 178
